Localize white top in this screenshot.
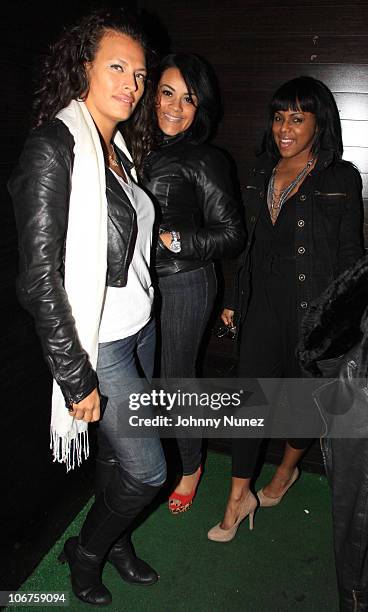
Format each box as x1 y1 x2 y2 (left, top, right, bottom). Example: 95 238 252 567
98 169 155 342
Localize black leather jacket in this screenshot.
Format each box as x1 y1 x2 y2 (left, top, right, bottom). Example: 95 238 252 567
8 119 139 406
224 150 364 329
143 132 245 276
298 255 368 610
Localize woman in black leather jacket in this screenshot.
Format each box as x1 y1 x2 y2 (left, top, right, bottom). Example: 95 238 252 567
143 54 245 513
8 10 166 606
207 76 364 542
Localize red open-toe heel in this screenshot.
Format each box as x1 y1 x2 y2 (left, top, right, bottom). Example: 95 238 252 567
168 466 202 514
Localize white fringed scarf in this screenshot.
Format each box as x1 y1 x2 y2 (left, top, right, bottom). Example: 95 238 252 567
51 100 135 471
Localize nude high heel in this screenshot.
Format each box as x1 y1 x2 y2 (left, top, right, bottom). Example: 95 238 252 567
257 467 299 507
207 491 258 542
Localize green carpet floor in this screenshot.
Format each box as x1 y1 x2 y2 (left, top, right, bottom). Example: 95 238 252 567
12 451 338 611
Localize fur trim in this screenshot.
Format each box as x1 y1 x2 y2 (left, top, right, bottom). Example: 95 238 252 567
298 254 368 375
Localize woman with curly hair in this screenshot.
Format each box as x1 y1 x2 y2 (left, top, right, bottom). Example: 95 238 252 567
8 8 166 606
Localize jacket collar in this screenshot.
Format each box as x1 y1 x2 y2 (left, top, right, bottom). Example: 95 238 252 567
312 149 335 173
115 147 135 177
157 128 191 148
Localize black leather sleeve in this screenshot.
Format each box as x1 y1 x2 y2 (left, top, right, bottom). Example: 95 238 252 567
8 123 98 406
175 148 246 260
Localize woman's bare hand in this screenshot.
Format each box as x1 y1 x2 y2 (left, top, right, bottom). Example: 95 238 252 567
221 308 235 327
68 388 100 423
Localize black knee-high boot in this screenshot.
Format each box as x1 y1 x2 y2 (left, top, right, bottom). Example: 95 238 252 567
59 467 161 605
94 456 118 499
94 456 158 586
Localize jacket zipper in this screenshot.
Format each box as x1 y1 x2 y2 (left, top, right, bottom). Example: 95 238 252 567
314 191 347 197
320 438 327 470
352 589 357 612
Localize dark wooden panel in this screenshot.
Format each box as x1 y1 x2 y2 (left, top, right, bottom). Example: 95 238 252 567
142 0 368 9
219 92 368 122
147 5 368 36
170 35 368 64
216 65 368 94
0 1 131 49
143 0 368 12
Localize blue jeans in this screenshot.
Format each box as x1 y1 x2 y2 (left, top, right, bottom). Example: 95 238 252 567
158 264 217 474
96 318 166 486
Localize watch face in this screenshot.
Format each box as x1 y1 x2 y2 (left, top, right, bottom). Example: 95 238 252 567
170 241 181 253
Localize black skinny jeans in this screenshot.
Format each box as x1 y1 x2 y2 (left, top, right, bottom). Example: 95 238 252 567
158 263 217 475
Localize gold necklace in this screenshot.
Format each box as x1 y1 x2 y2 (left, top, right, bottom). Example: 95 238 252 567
107 144 120 168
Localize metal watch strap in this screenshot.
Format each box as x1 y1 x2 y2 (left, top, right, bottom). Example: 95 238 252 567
169 230 181 253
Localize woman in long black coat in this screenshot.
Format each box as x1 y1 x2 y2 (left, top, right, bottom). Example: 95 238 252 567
208 76 364 542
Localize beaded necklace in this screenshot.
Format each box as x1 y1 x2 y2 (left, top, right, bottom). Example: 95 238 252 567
267 158 314 224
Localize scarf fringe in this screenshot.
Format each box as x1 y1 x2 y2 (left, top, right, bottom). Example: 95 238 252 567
50 426 90 472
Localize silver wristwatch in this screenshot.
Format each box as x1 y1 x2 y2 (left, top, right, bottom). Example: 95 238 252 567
169 230 181 253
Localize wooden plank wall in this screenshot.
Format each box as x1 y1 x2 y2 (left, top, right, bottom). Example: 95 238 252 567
140 0 368 239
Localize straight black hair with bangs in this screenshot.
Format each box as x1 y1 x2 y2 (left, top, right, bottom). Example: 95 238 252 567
157 53 221 144
262 76 343 159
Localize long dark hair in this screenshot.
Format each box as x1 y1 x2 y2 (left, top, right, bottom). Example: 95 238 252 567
262 76 343 159
33 8 156 175
154 53 222 145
